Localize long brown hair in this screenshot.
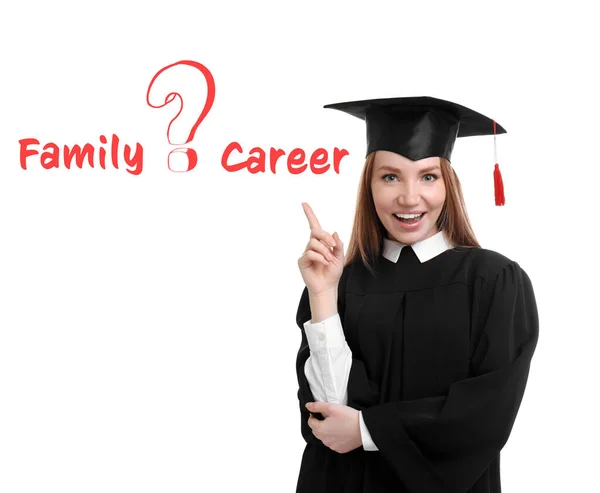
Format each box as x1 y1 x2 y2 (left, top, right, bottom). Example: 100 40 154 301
344 151 481 275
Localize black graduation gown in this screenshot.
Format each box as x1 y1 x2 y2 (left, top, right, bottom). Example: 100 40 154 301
294 245 539 493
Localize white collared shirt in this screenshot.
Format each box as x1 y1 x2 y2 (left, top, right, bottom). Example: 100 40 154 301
382 229 454 263
303 230 454 451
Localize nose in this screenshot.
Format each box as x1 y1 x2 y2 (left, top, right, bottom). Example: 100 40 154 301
396 180 420 206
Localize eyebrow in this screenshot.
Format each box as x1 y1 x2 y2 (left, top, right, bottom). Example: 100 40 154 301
377 165 441 174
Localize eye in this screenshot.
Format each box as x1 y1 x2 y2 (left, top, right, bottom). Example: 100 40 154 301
382 173 439 183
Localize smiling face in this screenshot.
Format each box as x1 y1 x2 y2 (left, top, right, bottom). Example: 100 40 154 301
370 150 446 246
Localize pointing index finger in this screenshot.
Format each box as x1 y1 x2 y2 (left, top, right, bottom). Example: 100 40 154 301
302 202 321 231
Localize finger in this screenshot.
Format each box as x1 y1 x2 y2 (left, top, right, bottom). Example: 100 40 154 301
302 203 336 249
302 204 336 248
301 202 322 232
306 238 336 262
307 401 328 413
305 235 335 256
331 232 344 259
304 250 330 267
310 227 337 249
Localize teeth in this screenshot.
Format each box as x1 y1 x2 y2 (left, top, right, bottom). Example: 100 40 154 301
395 213 424 219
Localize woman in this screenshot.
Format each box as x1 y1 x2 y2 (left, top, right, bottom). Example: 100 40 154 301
294 96 539 493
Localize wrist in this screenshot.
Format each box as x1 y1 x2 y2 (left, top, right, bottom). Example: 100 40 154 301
309 287 337 302
308 288 338 323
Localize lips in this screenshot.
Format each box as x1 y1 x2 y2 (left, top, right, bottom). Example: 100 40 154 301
394 213 425 219
394 213 425 220
393 212 426 228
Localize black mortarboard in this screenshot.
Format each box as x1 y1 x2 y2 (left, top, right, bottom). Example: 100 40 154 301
323 96 507 206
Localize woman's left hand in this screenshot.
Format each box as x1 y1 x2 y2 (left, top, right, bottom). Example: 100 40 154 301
306 401 362 454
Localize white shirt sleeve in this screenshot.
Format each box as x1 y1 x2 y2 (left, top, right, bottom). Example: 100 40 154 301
359 410 379 451
303 312 379 451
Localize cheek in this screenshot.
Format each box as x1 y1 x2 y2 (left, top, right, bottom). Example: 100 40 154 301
427 183 446 206
371 186 388 208
438 189 447 206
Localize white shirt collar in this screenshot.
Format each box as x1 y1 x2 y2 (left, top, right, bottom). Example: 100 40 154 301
382 230 454 263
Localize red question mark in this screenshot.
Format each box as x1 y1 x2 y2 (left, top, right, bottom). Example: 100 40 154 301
147 60 215 171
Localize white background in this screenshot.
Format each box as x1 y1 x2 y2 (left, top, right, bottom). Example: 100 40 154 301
1 1 597 491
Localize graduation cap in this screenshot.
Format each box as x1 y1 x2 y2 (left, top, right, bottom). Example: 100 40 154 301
323 96 506 206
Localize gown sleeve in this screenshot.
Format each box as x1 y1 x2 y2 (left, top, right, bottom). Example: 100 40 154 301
348 260 539 493
301 310 379 450
295 285 326 445
295 268 354 445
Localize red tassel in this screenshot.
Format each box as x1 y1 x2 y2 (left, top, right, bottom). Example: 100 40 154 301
494 163 505 206
492 120 505 206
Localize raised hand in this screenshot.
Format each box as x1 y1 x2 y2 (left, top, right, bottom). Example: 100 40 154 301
297 202 344 297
